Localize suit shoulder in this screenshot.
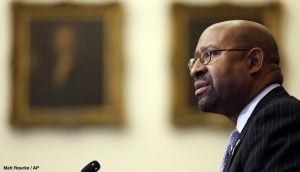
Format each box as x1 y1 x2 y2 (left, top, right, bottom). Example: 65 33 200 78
253 95 300 126
266 95 300 110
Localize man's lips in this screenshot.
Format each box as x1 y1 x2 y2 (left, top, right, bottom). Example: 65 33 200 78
194 80 210 96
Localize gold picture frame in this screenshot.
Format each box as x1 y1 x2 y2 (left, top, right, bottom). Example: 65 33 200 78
11 2 124 127
171 3 281 127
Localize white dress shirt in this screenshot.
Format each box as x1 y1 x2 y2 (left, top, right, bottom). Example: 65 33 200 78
236 84 281 133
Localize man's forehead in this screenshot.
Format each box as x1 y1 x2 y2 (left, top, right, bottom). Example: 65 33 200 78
203 22 238 37
197 25 234 49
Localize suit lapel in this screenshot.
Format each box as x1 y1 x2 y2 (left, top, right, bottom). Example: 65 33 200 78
224 86 288 172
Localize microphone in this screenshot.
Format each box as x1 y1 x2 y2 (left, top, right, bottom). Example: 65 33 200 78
81 160 101 172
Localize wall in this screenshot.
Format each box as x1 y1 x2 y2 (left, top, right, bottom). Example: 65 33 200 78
0 0 299 171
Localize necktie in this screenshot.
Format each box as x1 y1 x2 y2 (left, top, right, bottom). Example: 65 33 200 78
220 128 240 172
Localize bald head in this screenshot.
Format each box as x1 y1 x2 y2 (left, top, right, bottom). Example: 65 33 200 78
203 20 280 65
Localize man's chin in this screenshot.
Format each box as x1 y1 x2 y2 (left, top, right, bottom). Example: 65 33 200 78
197 97 217 112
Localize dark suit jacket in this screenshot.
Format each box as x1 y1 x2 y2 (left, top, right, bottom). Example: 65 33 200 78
225 86 300 172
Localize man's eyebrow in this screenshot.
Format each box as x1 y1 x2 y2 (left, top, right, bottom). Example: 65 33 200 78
201 45 219 51
193 45 219 57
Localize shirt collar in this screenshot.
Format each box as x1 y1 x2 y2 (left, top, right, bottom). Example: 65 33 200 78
236 84 280 133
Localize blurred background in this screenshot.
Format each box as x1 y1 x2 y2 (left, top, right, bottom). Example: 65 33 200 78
1 0 300 171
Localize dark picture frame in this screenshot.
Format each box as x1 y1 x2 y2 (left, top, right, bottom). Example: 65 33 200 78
11 2 124 126
171 3 281 127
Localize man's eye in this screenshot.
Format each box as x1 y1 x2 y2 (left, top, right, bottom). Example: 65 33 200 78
210 51 216 55
210 50 220 57
202 51 210 58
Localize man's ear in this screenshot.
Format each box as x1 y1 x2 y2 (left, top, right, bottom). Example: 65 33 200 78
247 48 264 74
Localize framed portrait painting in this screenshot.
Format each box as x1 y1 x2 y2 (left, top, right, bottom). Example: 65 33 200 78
171 3 281 127
11 2 123 126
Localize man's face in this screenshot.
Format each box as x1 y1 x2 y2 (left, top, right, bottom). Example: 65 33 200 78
190 25 250 115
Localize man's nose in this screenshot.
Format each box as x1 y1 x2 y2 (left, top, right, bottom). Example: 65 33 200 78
190 58 207 78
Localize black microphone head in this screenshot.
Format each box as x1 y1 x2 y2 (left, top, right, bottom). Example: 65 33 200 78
81 160 100 172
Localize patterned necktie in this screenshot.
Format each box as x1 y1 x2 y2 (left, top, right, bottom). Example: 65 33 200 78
220 128 240 172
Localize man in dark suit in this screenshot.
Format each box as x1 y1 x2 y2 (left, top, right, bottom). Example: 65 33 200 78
188 20 300 172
